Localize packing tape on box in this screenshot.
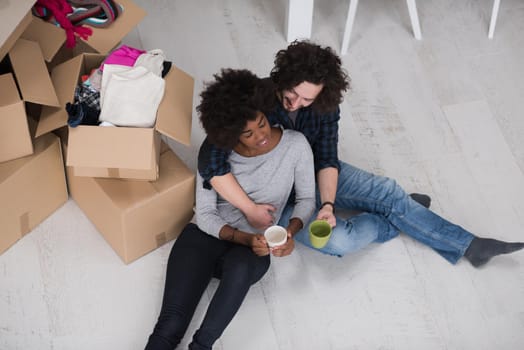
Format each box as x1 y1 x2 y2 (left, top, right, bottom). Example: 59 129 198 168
155 232 167 248
107 168 120 178
20 212 30 236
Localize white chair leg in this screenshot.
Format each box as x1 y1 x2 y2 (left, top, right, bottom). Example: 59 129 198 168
406 0 422 40
286 0 315 42
341 0 358 55
488 0 500 39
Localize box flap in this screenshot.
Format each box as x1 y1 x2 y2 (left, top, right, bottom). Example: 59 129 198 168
156 65 194 146
9 38 60 107
21 16 67 62
67 126 156 170
82 0 146 54
0 73 21 106
36 54 85 137
0 4 33 62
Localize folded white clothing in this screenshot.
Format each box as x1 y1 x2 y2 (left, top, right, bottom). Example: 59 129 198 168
134 49 166 76
99 121 116 127
99 66 166 128
100 64 132 106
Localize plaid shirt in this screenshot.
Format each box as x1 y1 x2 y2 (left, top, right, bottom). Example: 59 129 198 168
198 102 340 189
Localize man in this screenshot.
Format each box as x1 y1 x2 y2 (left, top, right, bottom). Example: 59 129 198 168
198 40 524 267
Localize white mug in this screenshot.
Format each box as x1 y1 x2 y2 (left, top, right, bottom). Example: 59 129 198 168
263 225 288 247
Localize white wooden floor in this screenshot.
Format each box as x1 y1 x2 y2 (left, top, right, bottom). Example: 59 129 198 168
2 0 524 349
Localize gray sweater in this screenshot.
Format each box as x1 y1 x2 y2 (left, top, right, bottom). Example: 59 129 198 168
196 129 316 237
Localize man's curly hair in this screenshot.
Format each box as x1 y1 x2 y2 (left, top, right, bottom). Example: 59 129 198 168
197 69 276 150
270 40 350 114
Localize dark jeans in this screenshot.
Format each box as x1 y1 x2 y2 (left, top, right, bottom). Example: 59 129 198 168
145 223 270 350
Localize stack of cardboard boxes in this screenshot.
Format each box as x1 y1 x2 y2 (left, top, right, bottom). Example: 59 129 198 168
1 0 196 264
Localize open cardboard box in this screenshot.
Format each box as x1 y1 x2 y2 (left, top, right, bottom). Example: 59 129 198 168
66 143 196 264
0 38 61 163
20 0 146 63
46 52 194 180
0 133 68 255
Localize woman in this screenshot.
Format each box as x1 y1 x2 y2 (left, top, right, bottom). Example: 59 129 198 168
145 69 315 350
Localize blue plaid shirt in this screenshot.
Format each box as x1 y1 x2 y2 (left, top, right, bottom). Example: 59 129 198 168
198 102 340 189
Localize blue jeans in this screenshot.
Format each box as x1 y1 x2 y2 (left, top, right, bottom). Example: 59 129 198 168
145 224 270 350
278 161 474 264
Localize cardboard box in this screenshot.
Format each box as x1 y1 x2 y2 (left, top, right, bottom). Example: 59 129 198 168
0 73 32 162
49 53 194 180
67 145 196 264
20 0 147 63
0 133 69 255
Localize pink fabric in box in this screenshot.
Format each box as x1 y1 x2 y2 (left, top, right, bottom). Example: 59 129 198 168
101 45 146 70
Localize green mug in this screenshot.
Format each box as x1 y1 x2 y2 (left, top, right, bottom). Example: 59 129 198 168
309 220 332 249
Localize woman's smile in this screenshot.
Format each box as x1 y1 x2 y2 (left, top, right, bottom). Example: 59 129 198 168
256 137 269 148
